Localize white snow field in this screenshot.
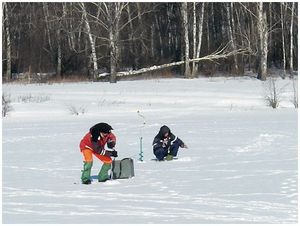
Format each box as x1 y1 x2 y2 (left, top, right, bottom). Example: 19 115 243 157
2 76 298 223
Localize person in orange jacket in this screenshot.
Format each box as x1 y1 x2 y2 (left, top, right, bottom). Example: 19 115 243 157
79 122 118 184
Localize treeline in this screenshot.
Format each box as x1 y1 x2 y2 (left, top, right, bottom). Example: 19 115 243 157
2 2 298 83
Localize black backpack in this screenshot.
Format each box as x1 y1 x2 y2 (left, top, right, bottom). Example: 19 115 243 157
111 158 135 179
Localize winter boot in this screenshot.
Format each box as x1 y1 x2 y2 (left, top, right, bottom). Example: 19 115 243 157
98 163 111 182
165 154 173 161
81 161 93 184
82 179 92 185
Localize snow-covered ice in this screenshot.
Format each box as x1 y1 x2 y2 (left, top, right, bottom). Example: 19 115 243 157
2 76 298 223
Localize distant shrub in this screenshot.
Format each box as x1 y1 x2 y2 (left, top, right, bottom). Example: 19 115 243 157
291 77 298 109
97 96 126 109
263 77 287 109
2 94 13 117
17 93 50 103
67 105 86 115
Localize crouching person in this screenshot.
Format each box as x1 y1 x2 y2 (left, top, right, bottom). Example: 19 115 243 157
79 122 118 184
152 125 188 161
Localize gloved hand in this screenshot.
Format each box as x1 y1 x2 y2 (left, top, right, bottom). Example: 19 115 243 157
107 139 116 149
181 143 188 149
161 138 168 148
105 150 118 157
111 150 118 157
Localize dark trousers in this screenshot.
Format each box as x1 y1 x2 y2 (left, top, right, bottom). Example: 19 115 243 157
154 140 180 161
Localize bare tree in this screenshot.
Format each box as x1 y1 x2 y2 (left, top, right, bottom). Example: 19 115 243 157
257 2 268 81
80 3 98 79
289 2 295 77
2 2 298 82
3 2 12 82
106 2 126 83
56 27 62 79
126 4 138 69
191 3 205 77
226 3 238 74
154 14 164 59
281 3 287 78
42 3 53 52
79 2 152 83
191 2 197 77
181 2 191 78
194 3 205 76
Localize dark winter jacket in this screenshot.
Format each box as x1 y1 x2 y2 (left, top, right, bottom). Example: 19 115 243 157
152 125 184 152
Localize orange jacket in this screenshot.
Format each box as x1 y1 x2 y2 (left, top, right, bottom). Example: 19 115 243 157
80 132 116 152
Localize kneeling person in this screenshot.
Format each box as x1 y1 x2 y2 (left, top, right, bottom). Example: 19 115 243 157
152 125 188 161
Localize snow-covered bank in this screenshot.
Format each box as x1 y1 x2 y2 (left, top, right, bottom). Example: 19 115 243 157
2 77 298 223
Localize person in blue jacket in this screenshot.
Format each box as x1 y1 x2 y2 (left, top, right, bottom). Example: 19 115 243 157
152 125 188 161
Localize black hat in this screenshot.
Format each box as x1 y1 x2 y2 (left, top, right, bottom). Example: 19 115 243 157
100 123 113 133
90 122 113 134
158 125 171 138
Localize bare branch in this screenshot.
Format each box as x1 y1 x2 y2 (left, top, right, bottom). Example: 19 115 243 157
95 43 251 78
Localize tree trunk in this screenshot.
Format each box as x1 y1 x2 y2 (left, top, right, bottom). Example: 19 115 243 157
80 3 98 79
136 2 145 58
226 3 238 74
136 3 142 23
127 5 138 70
155 14 164 59
289 2 294 77
56 29 62 79
55 3 67 79
42 3 53 51
268 3 272 67
167 6 172 54
107 45 248 78
281 3 287 78
108 3 122 83
4 2 12 82
206 3 211 53
78 13 84 50
235 4 245 74
181 2 191 78
194 3 205 75
109 28 118 83
68 3 76 50
151 24 155 58
248 11 254 71
257 2 268 81
191 2 197 77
